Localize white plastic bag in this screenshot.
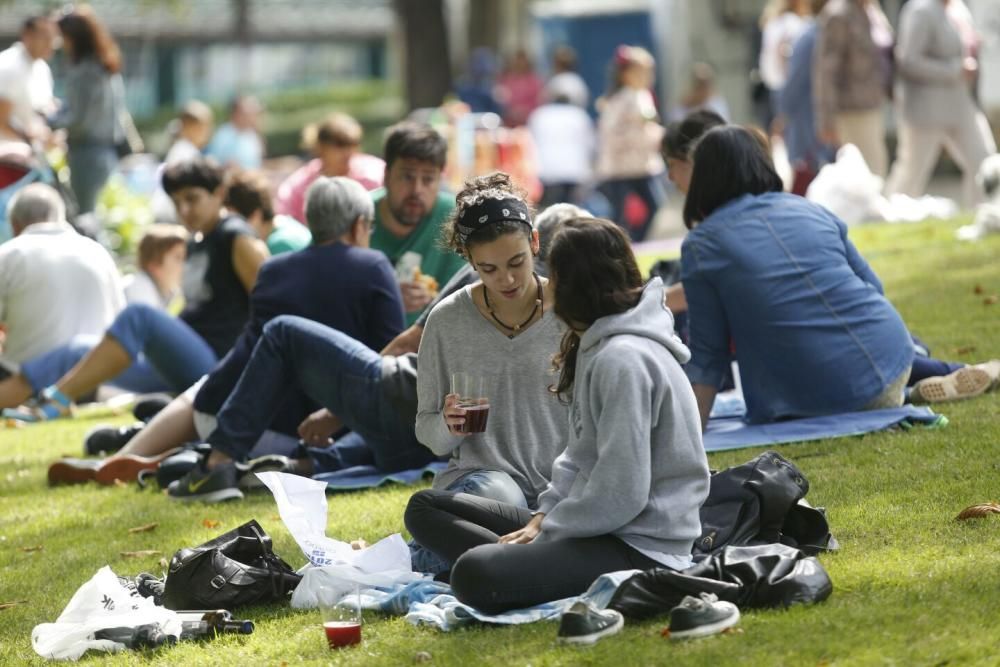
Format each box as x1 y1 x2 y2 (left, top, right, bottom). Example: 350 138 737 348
805 144 884 224
255 471 412 572
31 566 181 661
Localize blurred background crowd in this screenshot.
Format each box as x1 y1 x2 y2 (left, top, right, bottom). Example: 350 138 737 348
1 0 998 255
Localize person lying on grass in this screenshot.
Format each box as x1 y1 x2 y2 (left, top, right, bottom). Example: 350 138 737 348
405 217 711 613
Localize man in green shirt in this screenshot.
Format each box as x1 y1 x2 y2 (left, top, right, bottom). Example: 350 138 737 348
370 122 465 325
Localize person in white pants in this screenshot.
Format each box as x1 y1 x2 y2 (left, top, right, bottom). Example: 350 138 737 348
885 0 994 206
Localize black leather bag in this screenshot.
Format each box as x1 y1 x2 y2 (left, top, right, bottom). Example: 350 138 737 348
161 520 301 610
609 543 833 620
695 450 837 556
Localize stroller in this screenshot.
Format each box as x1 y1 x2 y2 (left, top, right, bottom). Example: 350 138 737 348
0 139 78 243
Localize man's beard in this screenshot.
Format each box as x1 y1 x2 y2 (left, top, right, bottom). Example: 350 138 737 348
390 198 427 227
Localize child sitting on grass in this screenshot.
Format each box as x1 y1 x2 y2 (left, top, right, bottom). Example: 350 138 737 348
123 225 187 310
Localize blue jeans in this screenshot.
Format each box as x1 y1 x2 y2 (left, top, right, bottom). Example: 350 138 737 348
208 315 432 472
20 334 171 395
69 143 117 215
106 304 219 392
600 173 668 242
409 469 528 575
908 356 963 386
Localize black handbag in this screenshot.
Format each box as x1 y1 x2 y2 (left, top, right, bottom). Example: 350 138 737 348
161 520 301 610
695 450 838 556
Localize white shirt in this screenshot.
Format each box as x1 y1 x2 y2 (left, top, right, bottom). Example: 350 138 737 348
123 270 169 310
0 42 54 136
527 103 595 184
759 12 809 91
0 222 125 367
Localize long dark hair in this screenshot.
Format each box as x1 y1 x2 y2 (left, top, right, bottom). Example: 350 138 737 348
58 5 121 73
547 218 644 400
682 125 782 229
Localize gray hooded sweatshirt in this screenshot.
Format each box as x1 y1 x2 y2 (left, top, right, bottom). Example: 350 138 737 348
534 278 710 558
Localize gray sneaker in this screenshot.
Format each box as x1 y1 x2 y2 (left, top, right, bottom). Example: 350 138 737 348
667 593 740 640
167 462 244 503
557 600 624 646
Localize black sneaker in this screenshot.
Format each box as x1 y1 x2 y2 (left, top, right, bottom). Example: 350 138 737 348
133 394 173 423
84 422 144 456
237 455 302 491
557 600 624 646
167 462 244 503
667 593 740 640
134 573 165 606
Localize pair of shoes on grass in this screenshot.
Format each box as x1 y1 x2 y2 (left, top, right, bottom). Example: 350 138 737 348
556 593 740 646
48 446 300 492
167 455 306 503
911 359 1000 404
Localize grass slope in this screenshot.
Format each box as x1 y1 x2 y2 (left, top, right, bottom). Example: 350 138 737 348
1 218 998 666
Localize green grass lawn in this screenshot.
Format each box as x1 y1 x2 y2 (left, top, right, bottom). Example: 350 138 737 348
1 218 998 666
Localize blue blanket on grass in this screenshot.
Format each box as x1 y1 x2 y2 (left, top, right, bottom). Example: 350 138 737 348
311 403 943 491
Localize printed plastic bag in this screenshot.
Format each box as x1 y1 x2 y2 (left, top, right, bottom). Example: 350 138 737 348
31 566 181 661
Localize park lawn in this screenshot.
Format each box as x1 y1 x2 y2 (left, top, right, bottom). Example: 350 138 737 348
1 217 998 666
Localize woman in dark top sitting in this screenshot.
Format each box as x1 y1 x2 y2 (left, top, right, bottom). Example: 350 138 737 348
2 157 268 420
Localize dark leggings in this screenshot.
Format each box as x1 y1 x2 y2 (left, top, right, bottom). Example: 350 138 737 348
404 489 662 614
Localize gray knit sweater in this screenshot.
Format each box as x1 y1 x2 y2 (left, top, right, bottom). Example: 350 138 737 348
535 278 710 557
415 285 567 506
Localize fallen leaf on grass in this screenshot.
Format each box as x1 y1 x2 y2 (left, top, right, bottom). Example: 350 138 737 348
127 522 159 534
0 600 28 610
954 345 977 355
973 284 984 294
956 502 1000 520
414 651 432 663
120 550 162 558
984 295 998 306
202 519 221 529
18 545 43 553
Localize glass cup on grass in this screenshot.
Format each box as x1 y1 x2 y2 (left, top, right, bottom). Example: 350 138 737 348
451 372 489 433
318 585 362 649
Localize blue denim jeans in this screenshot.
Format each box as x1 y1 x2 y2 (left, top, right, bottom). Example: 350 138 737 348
68 143 117 214
19 334 172 395
106 304 219 392
208 315 432 472
409 469 528 575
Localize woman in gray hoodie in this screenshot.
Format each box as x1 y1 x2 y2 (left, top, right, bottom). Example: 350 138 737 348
405 217 710 613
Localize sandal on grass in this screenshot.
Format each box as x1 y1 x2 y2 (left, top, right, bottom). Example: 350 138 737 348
911 366 993 404
1 386 73 423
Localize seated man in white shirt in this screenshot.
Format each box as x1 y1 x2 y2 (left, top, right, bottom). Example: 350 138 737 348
0 15 57 142
0 184 124 392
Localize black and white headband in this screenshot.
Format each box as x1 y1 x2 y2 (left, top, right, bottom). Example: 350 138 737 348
455 196 532 246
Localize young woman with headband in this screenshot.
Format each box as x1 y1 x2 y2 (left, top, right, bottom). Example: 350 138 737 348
406 217 710 611
409 172 568 573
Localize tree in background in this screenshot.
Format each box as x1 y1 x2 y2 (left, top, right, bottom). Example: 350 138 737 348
394 0 452 112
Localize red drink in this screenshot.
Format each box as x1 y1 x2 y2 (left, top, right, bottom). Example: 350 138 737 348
459 403 490 433
324 621 361 648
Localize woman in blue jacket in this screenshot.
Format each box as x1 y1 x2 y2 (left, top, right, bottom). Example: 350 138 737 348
680 125 915 427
